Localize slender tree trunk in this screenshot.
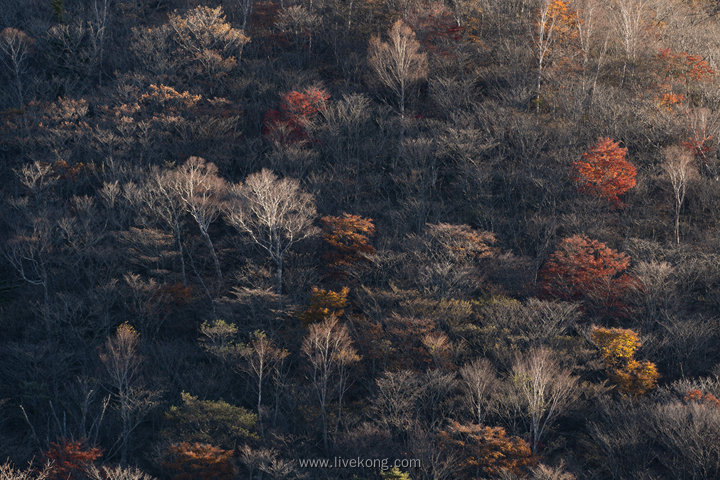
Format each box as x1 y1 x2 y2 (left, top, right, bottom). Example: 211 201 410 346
174 225 187 285
675 202 681 245
274 239 283 294
200 228 222 283
257 363 264 438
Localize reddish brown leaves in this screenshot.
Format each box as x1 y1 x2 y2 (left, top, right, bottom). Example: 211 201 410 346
685 389 720 409
44 439 102 480
659 48 714 84
163 442 235 480
572 138 637 207
540 235 636 316
439 422 537 476
655 49 714 111
263 87 330 144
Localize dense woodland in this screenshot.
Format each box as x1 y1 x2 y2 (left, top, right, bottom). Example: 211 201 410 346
3 0 720 478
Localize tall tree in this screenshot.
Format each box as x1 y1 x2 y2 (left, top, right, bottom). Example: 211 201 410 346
225 169 317 294
239 331 288 436
171 157 227 284
510 348 578 453
99 323 157 463
368 20 428 118
301 316 360 452
0 28 33 107
663 146 696 245
533 0 577 111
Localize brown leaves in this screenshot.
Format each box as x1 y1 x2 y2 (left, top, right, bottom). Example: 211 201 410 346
438 422 536 476
44 439 102 480
321 213 376 274
163 442 235 480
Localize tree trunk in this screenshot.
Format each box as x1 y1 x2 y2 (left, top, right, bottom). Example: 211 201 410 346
200 228 222 283
174 225 187 285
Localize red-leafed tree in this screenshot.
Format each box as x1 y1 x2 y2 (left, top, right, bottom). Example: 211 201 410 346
540 235 636 315
685 389 720 409
44 439 102 480
263 87 330 144
572 138 637 207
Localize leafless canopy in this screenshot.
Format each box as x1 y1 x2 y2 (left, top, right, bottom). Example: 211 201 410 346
225 168 317 293
367 20 428 116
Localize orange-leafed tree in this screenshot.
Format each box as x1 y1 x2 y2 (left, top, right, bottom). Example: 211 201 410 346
591 326 659 396
44 439 102 480
263 87 330 144
438 422 537 477
163 442 235 480
540 235 636 315
572 138 637 207
300 286 350 325
320 213 376 273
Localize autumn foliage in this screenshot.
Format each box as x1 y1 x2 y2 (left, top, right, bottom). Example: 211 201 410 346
659 48 714 84
591 326 659 396
542 0 578 41
572 138 637 207
540 235 636 315
163 442 235 480
44 439 102 480
439 422 537 477
684 389 720 409
299 286 350 325
263 87 330 143
320 213 376 272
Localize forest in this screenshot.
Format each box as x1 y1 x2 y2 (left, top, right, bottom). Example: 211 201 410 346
2 0 720 478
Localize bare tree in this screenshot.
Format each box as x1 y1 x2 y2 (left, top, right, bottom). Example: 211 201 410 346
0 461 50 480
574 0 609 105
663 146 697 245
533 0 564 112
167 6 248 83
88 0 110 85
171 157 226 283
99 323 157 463
371 370 424 438
275 5 320 56
5 214 54 334
509 348 578 453
612 0 651 86
0 28 33 107
238 0 255 31
85 465 156 480
240 330 288 437
225 169 317 294
139 169 189 284
459 358 497 425
301 316 360 452
368 20 428 118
